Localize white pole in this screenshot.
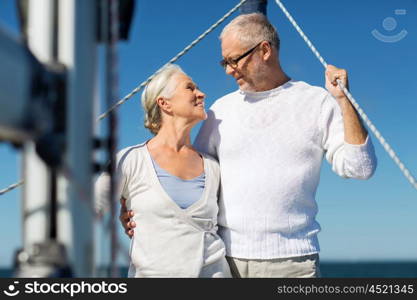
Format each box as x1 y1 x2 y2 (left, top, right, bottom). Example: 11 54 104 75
57 0 97 277
21 0 55 252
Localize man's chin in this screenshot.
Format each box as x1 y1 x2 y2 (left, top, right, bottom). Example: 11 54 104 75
238 82 256 92
237 80 248 90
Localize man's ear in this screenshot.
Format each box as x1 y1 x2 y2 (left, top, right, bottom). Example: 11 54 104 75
157 96 171 113
261 41 272 61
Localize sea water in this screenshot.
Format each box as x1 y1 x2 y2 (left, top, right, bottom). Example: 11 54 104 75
1 262 417 277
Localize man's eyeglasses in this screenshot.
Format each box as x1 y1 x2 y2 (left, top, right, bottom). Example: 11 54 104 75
220 41 263 69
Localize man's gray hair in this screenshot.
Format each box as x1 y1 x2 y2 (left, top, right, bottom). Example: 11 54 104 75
141 64 185 135
220 13 280 51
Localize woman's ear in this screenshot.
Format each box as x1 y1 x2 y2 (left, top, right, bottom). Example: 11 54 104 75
157 96 171 113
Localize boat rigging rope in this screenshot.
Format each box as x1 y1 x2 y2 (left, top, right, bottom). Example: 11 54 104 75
274 0 417 190
4 0 416 193
97 0 249 121
0 180 24 196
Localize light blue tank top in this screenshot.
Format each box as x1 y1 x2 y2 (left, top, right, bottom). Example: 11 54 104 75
150 157 205 209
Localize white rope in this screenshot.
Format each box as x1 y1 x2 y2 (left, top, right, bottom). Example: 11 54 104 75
0 180 24 195
97 0 249 121
274 0 417 190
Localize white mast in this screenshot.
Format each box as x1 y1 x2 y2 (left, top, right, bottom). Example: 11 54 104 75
20 0 56 276
1 0 133 277
12 0 98 277
57 0 97 277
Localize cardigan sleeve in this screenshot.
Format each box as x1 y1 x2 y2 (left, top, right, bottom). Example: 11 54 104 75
320 93 377 179
94 148 132 215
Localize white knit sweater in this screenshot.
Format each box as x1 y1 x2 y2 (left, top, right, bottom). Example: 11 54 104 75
194 80 377 259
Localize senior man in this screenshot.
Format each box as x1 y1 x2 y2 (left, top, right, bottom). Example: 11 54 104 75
120 13 377 278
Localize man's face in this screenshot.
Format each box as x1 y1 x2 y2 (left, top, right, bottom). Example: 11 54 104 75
221 33 265 92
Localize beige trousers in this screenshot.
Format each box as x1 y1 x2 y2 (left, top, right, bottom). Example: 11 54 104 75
226 254 320 278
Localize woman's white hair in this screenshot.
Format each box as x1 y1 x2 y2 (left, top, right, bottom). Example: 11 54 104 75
220 13 280 51
141 64 185 135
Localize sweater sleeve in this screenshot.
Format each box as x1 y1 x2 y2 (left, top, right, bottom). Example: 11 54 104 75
320 93 377 179
194 108 220 160
94 148 132 215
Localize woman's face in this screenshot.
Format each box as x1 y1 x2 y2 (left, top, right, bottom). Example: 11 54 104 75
167 73 207 123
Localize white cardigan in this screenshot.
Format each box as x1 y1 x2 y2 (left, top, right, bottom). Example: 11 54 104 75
95 142 230 277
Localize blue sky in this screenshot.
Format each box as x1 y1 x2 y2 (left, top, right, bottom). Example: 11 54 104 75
1 0 416 268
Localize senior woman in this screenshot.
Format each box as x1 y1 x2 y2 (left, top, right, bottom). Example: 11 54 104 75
95 64 231 278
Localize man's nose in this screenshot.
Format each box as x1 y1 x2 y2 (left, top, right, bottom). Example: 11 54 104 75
225 64 235 76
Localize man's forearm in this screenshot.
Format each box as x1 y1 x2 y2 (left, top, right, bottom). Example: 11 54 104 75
338 96 368 145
